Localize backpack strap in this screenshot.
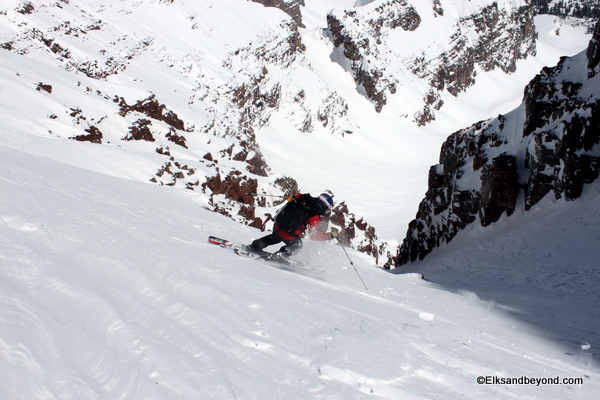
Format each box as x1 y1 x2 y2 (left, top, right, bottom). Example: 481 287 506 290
260 215 272 232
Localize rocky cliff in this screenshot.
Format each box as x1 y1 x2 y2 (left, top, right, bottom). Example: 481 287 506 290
326 0 537 123
1 0 587 269
0 0 385 263
397 20 600 266
531 0 600 20
252 0 306 28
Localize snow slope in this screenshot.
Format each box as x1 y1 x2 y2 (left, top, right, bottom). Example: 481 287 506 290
1 1 598 398
0 0 592 247
401 178 600 357
1 124 598 399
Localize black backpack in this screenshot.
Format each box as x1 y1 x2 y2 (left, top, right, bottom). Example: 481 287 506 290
273 193 325 233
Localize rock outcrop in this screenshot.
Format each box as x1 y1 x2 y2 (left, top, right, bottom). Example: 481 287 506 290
0 0 554 268
327 0 420 113
397 20 600 266
531 0 600 21
326 1 537 121
252 0 306 28
412 3 537 95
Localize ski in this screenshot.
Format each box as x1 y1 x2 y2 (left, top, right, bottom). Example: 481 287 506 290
208 236 238 249
208 236 322 271
233 247 308 268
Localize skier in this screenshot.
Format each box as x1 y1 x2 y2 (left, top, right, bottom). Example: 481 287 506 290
246 192 339 261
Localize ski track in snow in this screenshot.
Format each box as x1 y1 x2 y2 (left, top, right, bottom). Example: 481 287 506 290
1 141 599 399
0 0 598 398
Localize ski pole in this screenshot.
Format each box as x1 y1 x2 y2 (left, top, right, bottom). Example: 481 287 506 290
337 238 368 291
247 193 287 198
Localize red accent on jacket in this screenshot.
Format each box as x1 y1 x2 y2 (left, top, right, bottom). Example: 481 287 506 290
273 193 330 241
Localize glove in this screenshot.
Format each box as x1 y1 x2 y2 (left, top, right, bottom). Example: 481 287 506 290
329 227 339 240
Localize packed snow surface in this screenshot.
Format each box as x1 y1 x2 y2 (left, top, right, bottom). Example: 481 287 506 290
0 0 598 398
1 128 598 399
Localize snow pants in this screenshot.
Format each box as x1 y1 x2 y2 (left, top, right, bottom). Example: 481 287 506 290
249 232 303 257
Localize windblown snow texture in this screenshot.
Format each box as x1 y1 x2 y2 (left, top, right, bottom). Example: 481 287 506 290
0 1 598 398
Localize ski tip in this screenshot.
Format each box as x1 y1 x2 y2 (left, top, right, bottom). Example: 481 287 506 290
208 236 232 247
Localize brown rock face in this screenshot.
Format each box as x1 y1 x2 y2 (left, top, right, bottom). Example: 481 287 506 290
119 95 185 131
479 153 519 225
71 126 104 144
203 171 263 229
